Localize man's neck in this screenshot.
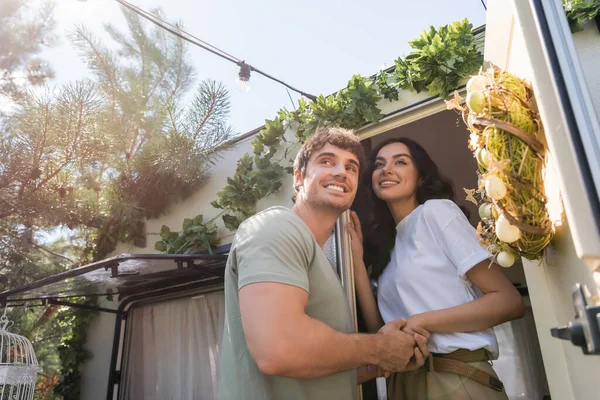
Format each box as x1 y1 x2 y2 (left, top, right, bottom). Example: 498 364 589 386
291 201 340 248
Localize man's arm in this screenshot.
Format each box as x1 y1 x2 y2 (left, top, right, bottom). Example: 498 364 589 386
240 281 427 378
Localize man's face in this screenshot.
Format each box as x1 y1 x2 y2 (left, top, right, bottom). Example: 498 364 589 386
294 143 360 213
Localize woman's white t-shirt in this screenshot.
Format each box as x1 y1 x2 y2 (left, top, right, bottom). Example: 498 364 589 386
377 199 500 358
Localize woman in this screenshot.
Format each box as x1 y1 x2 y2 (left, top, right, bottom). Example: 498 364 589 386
347 137 524 399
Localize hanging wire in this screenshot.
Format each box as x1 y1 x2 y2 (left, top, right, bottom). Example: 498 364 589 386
285 88 297 110
114 0 318 100
480 0 487 11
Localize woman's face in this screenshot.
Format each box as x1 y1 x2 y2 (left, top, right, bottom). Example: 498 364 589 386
371 142 421 203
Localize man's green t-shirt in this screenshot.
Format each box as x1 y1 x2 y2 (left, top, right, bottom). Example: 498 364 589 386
218 207 358 400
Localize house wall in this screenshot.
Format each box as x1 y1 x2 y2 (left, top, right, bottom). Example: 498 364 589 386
486 1 600 400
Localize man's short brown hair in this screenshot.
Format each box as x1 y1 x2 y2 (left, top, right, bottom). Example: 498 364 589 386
292 126 365 202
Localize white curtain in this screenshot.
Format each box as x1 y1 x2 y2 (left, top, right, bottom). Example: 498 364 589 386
121 291 225 400
493 306 550 400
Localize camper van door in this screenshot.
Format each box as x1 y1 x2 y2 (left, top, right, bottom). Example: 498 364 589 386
482 1 600 399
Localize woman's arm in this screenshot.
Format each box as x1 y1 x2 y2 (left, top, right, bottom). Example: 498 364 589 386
354 257 385 332
404 260 525 334
348 211 384 333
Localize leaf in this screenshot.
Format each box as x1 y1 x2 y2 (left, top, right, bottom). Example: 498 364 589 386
160 225 171 239
223 214 242 231
154 241 167 252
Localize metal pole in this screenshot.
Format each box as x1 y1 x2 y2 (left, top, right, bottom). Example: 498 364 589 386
335 211 358 331
335 210 363 399
336 210 387 399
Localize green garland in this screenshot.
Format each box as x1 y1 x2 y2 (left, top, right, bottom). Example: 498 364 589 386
562 0 600 32
211 19 483 230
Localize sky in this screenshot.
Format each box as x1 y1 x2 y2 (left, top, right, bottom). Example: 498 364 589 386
41 0 487 135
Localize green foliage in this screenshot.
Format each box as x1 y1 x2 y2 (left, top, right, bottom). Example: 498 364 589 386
1 8 235 398
211 151 287 230
53 301 97 400
0 0 56 100
1 9 234 263
338 74 384 127
252 117 286 155
395 19 483 98
154 214 219 254
4 306 67 399
69 12 234 259
374 68 399 101
214 20 483 228
562 0 600 31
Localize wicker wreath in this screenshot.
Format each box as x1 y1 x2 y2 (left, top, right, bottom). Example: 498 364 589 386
447 68 554 267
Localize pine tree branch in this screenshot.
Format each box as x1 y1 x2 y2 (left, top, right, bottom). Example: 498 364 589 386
72 26 120 104
0 228 76 264
37 103 50 165
146 66 169 103
32 100 83 194
192 92 217 142
167 101 179 135
128 125 140 160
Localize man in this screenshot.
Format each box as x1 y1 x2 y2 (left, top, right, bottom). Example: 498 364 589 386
218 127 429 400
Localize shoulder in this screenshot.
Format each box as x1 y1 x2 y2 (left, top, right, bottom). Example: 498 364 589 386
239 207 304 233
421 199 466 229
236 207 313 248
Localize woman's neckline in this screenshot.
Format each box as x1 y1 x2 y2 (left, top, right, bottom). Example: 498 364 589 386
395 203 424 231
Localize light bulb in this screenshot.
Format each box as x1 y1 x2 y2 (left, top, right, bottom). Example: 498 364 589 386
237 61 251 93
237 77 250 92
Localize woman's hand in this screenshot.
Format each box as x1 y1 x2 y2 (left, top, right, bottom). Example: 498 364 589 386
349 210 385 332
347 211 364 263
402 315 431 337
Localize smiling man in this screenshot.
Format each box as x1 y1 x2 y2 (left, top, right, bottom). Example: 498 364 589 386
218 127 430 400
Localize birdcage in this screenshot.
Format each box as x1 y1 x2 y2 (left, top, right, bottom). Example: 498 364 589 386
0 312 38 400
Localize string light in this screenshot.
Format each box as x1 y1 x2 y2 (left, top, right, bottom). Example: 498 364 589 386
237 61 251 92
110 0 317 100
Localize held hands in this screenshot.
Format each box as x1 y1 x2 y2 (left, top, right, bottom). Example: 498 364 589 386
402 315 428 337
375 318 431 373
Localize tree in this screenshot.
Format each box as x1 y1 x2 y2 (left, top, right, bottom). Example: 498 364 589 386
1 6 235 397
1 8 235 278
70 9 234 257
0 0 56 101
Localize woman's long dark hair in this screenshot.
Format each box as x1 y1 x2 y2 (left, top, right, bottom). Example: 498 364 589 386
362 137 455 279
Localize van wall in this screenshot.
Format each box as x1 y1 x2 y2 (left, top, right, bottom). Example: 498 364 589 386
80 301 118 400
486 1 600 399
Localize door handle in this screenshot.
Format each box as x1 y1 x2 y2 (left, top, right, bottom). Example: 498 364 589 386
550 284 600 355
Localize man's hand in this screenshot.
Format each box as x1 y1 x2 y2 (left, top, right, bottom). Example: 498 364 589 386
404 331 430 371
373 319 417 372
